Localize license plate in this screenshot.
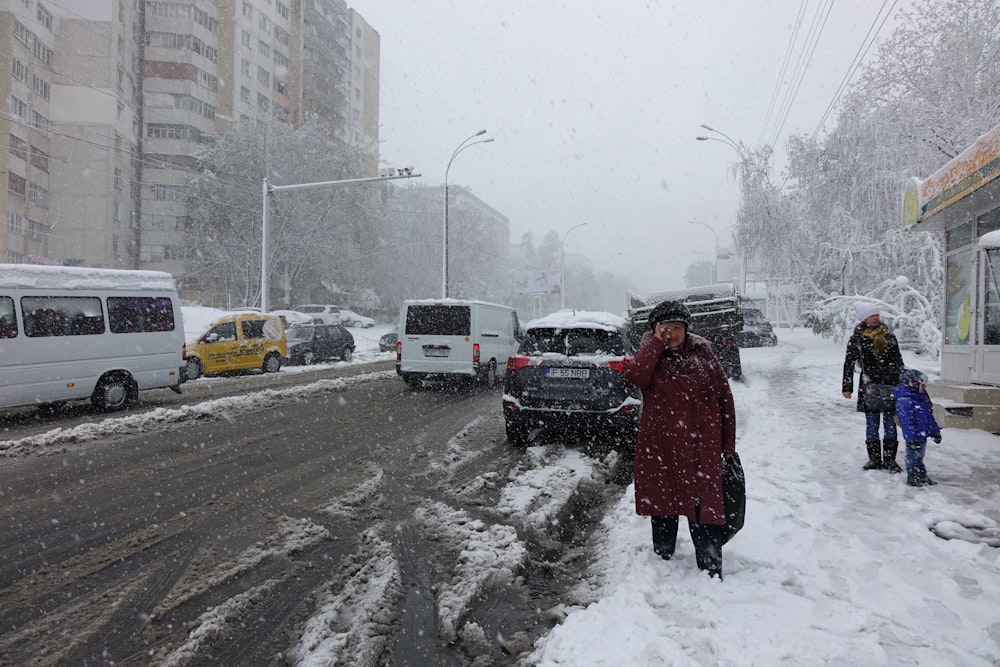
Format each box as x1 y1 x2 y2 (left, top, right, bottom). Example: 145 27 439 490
548 368 590 379
424 348 449 357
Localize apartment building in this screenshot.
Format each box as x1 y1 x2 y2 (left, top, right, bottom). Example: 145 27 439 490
1 0 57 265
1 0 380 283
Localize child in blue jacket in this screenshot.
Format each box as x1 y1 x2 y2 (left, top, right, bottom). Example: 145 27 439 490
893 368 942 487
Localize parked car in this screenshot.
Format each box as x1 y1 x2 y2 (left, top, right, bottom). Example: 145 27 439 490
292 304 343 325
339 308 375 328
284 324 355 365
502 310 641 451
270 309 313 328
185 312 287 380
379 327 399 352
738 308 778 347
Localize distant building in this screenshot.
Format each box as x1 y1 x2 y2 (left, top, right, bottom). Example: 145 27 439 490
0 0 379 283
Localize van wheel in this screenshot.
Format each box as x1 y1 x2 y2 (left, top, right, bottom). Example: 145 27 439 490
185 357 203 380
262 353 282 373
301 350 315 366
92 373 136 412
341 346 353 362
403 373 421 388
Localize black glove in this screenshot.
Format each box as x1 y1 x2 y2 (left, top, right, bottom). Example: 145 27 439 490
932 434 942 444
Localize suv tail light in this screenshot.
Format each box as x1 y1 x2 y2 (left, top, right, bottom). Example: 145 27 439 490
181 342 187 361
507 355 530 371
607 357 631 373
473 342 480 364
396 340 402 361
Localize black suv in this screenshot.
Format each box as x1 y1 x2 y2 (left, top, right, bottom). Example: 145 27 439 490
502 312 641 451
738 308 778 347
285 324 355 365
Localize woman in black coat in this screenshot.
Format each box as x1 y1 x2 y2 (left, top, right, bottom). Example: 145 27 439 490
841 303 904 472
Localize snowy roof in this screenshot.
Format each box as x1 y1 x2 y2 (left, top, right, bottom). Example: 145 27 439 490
0 264 177 291
525 310 626 331
917 122 1000 222
402 297 514 309
637 283 738 306
980 230 1000 249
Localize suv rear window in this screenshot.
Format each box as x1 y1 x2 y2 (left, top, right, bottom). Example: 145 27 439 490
521 327 627 356
405 305 471 336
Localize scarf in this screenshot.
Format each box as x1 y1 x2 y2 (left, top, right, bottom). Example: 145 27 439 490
861 325 889 359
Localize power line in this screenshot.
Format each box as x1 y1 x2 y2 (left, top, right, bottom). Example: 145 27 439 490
766 0 835 149
810 0 899 140
757 0 809 149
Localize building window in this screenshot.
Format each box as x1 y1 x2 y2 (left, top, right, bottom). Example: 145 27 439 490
273 50 288 68
33 41 52 65
257 93 269 111
9 212 25 235
9 134 27 161
257 66 269 86
259 15 271 31
197 69 217 91
274 26 289 45
113 202 121 222
29 146 48 172
276 0 289 19
242 30 251 48
28 218 46 240
10 96 28 120
11 58 28 83
14 20 32 47
273 78 286 95
241 58 251 77
32 110 50 134
240 86 251 103
36 3 53 30
114 168 122 189
242 1 252 18
28 183 48 208
258 40 270 57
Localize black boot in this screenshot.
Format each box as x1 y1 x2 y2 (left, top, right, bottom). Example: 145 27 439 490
917 465 937 486
862 440 883 470
883 440 902 473
906 468 925 486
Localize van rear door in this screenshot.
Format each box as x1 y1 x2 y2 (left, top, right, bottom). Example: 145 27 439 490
401 303 474 375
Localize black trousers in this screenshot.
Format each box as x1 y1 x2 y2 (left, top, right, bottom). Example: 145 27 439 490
651 515 722 573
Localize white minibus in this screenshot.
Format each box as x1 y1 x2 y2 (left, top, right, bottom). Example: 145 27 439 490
0 264 185 411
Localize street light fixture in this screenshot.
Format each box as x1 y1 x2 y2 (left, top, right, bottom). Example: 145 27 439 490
260 168 420 312
560 222 588 309
443 130 494 298
687 220 720 284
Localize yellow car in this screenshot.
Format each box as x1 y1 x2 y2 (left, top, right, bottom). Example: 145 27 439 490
184 312 287 380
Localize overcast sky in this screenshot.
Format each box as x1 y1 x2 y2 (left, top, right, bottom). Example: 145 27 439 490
351 0 907 295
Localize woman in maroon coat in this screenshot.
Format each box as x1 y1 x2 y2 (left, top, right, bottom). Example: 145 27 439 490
623 300 737 579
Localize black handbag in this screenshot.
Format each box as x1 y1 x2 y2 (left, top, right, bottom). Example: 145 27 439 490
863 384 896 412
721 453 745 545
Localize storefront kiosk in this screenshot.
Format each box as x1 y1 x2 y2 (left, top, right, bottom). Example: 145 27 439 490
905 123 1000 430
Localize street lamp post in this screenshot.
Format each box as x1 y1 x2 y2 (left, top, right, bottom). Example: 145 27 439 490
443 130 494 298
687 220 720 284
260 168 420 312
560 222 588 309
696 125 751 294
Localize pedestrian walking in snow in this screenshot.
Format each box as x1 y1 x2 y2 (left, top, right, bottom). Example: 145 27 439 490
893 368 943 487
842 303 904 472
623 300 737 579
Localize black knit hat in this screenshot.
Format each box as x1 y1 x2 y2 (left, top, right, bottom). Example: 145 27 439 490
648 300 691 330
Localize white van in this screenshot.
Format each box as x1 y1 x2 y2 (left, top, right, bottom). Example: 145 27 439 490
0 264 185 411
397 299 522 388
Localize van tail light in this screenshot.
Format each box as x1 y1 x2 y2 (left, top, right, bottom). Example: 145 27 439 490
507 355 530 372
182 342 187 361
473 343 480 364
607 357 631 373
396 340 402 361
